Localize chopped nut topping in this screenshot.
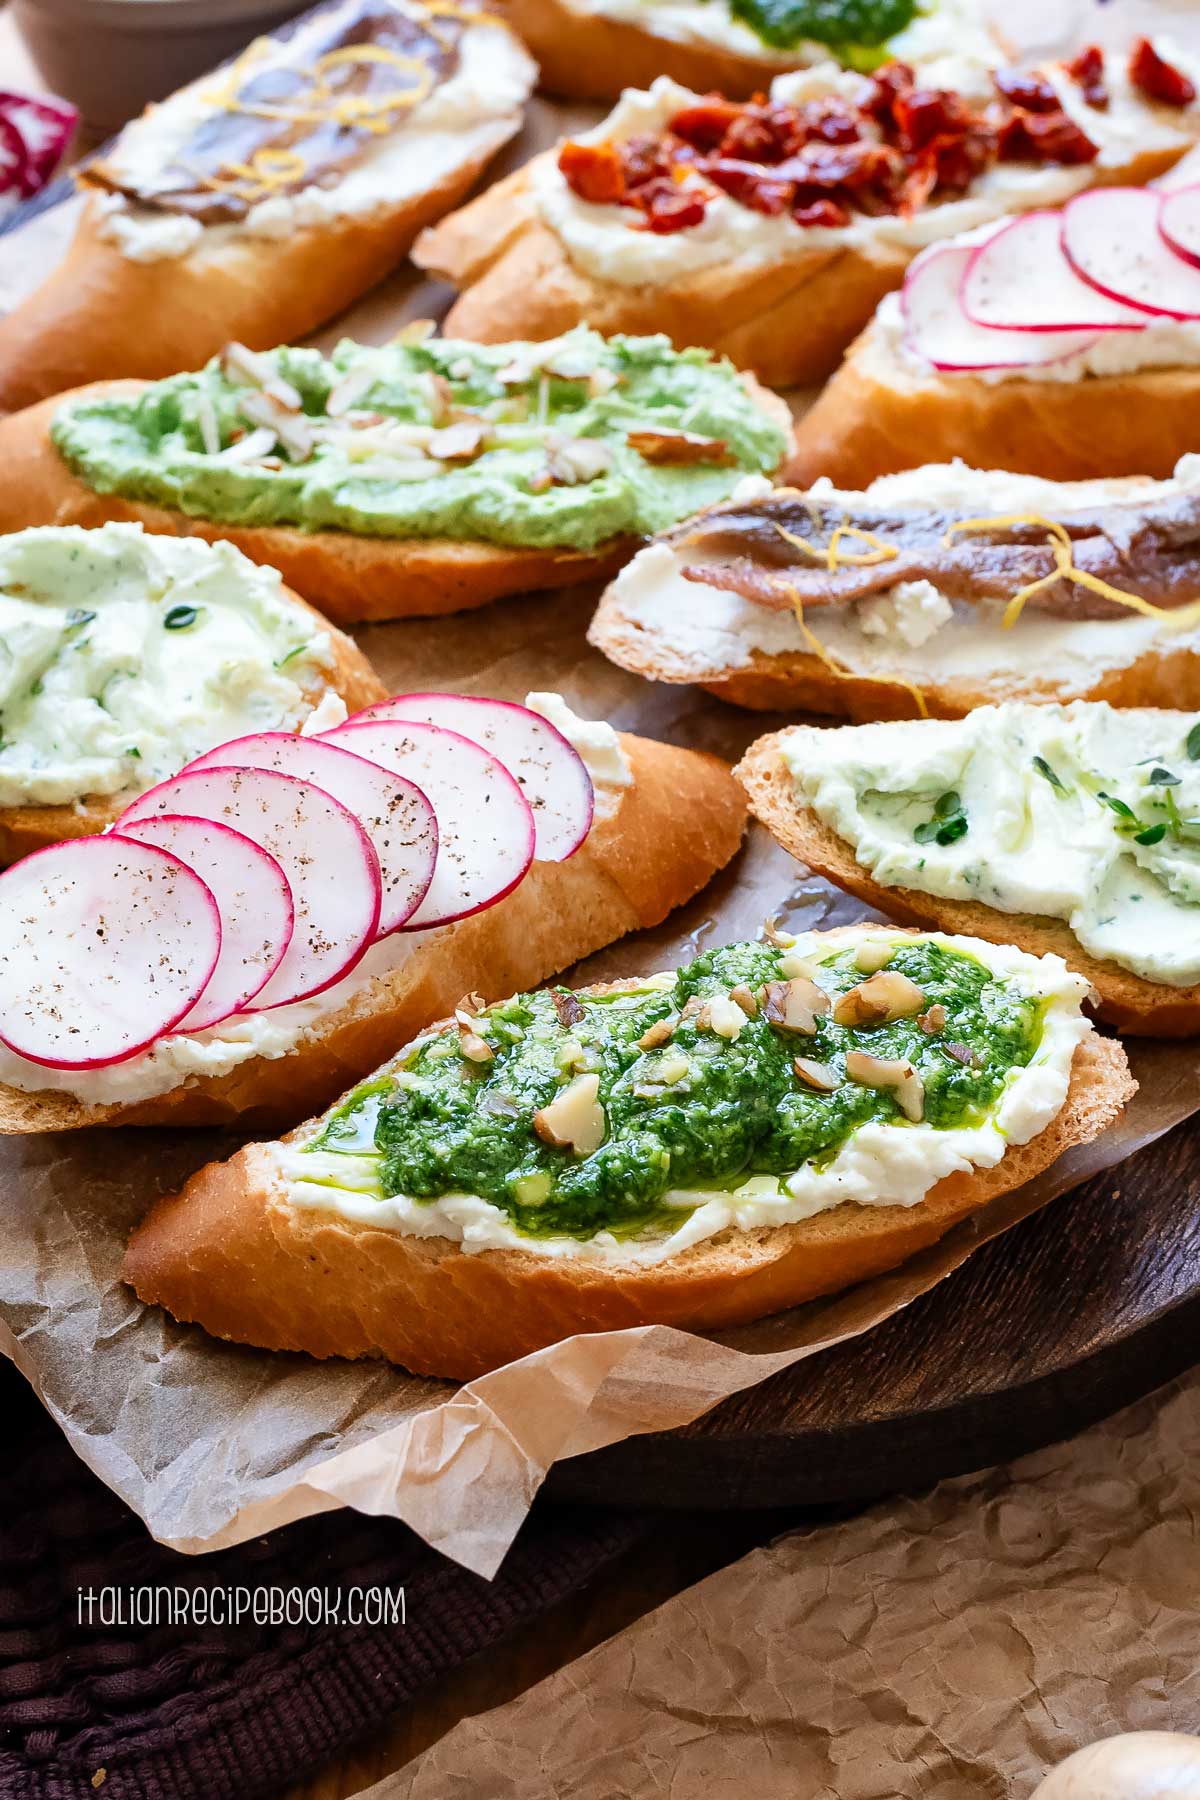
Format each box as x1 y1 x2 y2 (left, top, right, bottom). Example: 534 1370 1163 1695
429 419 487 462
730 983 759 1017
326 364 376 418
237 389 314 460
658 1051 690 1084
533 1072 606 1155
704 994 747 1040
627 428 732 466
833 971 927 1027
853 939 894 974
844 1051 925 1121
638 1016 676 1050
680 995 706 1022
552 990 586 1028
918 1004 947 1035
221 341 302 411
761 977 830 1036
392 318 437 345
454 995 493 1064
944 1040 981 1068
544 434 614 486
762 917 796 949
794 1056 839 1092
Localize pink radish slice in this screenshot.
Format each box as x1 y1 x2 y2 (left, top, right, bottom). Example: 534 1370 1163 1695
182 732 437 936
1160 183 1200 272
359 695 593 863
0 90 76 195
1062 186 1200 319
320 719 535 928
0 114 29 206
0 835 220 1069
118 767 381 1010
901 245 1100 371
116 814 294 1030
961 211 1151 332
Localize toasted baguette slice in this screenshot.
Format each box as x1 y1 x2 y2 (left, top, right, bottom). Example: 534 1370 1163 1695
0 732 745 1133
788 315 1200 490
121 934 1133 1379
588 468 1200 718
0 374 791 624
736 730 1200 1036
415 161 915 389
0 16 535 415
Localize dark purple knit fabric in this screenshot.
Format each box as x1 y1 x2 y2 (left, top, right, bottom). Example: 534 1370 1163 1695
0 1362 648 1800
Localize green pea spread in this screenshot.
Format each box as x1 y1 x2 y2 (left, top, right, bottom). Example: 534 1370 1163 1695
50 331 788 552
300 937 1043 1243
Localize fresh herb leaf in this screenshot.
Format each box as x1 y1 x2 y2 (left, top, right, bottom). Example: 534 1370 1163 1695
914 791 968 847
913 819 939 844
1134 823 1168 846
1187 721 1200 761
1097 792 1136 820
1148 766 1181 787
726 0 917 53
1032 755 1069 796
65 608 96 628
933 790 962 819
163 605 200 631
935 814 969 846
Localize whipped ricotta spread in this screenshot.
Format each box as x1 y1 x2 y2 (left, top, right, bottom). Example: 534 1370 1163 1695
92 5 534 262
552 0 998 72
531 42 1199 289
781 700 1200 987
0 693 629 1105
272 927 1090 1267
600 456 1200 696
0 524 334 808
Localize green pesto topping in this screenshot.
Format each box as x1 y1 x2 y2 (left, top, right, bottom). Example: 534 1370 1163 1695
726 0 918 57
305 937 1043 1242
49 329 788 552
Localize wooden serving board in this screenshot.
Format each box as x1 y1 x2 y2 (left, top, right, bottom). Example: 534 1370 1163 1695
546 1111 1200 1508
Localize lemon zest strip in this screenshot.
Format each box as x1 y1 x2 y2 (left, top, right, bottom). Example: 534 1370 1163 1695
781 583 929 719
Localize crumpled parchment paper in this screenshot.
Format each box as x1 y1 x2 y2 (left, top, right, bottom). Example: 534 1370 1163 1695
360 1366 1200 1798
1 1 1198 1579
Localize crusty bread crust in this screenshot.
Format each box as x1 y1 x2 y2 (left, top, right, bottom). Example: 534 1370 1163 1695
587 538 1200 719
0 589 385 865
788 324 1200 489
0 731 747 1133
0 376 790 623
0 137 511 416
120 928 1134 1379
736 729 1200 1036
415 141 1199 389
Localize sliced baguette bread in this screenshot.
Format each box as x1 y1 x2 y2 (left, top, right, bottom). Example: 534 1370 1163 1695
121 926 1134 1380
0 732 746 1134
736 730 1200 1036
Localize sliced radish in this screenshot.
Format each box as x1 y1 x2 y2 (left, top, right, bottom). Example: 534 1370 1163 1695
0 836 220 1069
182 732 437 936
961 211 1151 332
1062 186 1200 319
1160 183 1200 272
901 245 1101 371
0 90 76 196
359 695 593 863
320 719 535 929
116 813 294 1030
0 114 29 208
118 767 381 1010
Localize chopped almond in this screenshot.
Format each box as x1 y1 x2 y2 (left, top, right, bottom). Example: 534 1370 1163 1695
429 419 488 462
627 428 732 466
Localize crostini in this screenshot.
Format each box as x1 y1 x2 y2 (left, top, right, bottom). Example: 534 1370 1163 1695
0 0 536 414
487 0 1000 104
415 38 1200 387
0 521 383 864
0 691 747 1131
0 330 793 623
589 458 1200 717
737 701 1200 1035
792 167 1200 485
119 921 1133 1378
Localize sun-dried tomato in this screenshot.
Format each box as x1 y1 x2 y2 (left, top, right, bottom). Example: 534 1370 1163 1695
796 96 862 146
557 140 624 205
892 86 973 153
719 104 792 163
1063 43 1108 109
993 69 1062 114
704 159 794 213
793 197 850 228
1015 108 1100 164
633 178 708 233
859 61 914 125
1129 36 1197 107
669 97 743 150
621 133 672 186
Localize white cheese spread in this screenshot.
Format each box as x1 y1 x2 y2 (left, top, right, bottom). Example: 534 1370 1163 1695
780 700 1200 987
0 523 335 808
273 928 1090 1266
92 6 535 263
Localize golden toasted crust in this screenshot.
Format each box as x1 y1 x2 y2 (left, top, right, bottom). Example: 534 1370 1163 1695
120 935 1133 1379
0 731 747 1133
415 141 1200 389
0 374 790 622
736 729 1200 1036
0 141 511 416
788 326 1200 489
587 537 1200 719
